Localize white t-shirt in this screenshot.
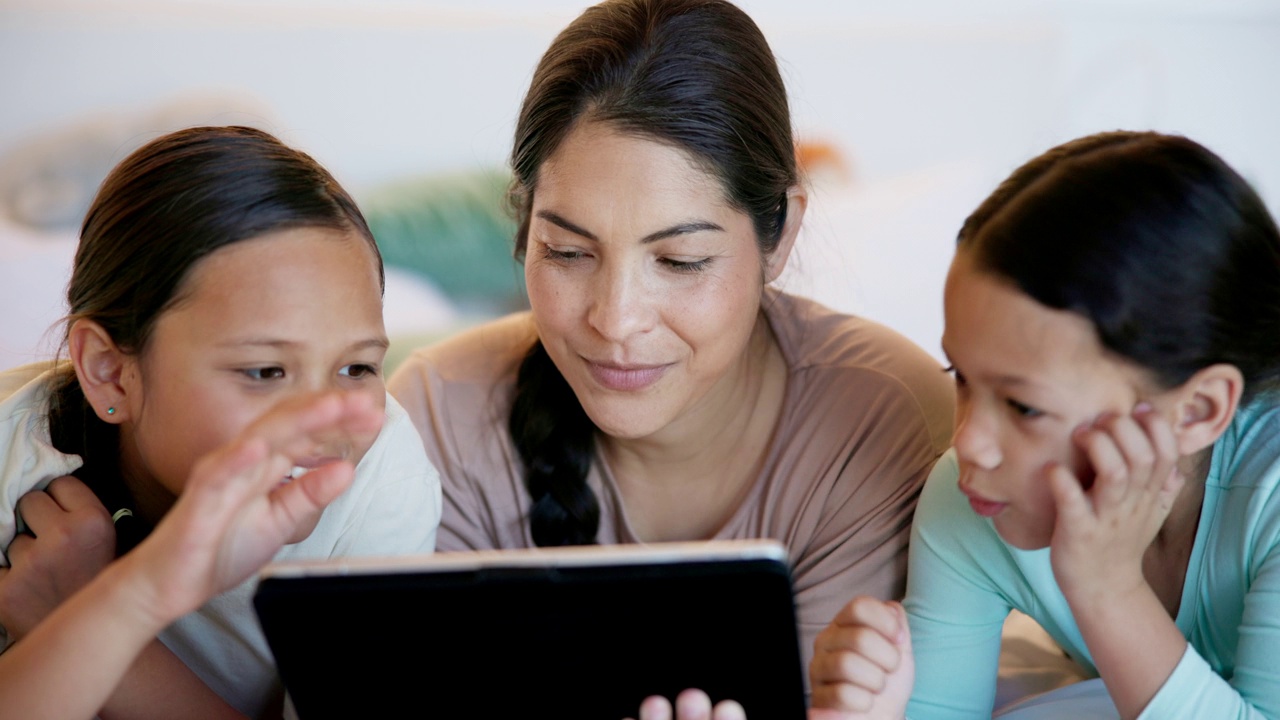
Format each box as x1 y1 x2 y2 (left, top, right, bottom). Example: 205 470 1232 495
0 361 443 718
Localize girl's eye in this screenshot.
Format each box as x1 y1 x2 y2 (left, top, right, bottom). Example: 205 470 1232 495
660 257 712 273
340 364 379 379
1006 398 1043 419
242 367 285 381
943 364 967 388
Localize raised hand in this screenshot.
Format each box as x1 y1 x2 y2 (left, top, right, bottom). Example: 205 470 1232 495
1046 404 1182 606
809 596 913 719
117 390 383 629
0 390 382 720
0 476 115 641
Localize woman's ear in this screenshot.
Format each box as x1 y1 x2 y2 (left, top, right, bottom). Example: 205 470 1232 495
67 318 138 424
763 185 807 284
1167 363 1243 455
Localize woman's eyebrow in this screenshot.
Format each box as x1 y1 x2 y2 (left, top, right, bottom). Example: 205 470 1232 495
535 210 724 244
536 210 597 241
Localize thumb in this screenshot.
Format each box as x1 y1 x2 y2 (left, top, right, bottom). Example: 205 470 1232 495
890 601 914 678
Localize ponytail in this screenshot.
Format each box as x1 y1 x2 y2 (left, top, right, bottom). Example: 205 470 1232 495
509 341 600 546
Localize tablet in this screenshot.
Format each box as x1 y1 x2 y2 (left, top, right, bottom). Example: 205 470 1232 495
253 538 807 720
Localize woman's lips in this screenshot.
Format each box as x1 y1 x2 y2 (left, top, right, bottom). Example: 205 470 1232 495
586 360 670 391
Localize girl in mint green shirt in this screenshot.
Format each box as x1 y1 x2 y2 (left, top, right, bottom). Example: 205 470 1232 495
810 131 1280 719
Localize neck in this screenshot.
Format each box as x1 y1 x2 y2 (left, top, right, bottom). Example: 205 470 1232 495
1156 450 1211 550
117 427 178 529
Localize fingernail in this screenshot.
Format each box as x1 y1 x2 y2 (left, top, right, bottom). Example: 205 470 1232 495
1134 402 1154 414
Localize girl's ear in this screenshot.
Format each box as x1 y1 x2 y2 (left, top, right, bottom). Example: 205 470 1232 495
763 185 807 284
1167 363 1243 455
68 318 138 424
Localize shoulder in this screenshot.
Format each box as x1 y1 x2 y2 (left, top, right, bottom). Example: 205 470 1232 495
0 361 85 556
390 311 536 390
357 393 440 485
388 313 533 428
0 361 84 483
767 290 954 453
1213 393 1280 491
1207 393 1280 550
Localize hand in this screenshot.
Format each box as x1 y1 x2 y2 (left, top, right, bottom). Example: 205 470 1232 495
809 596 912 719
115 390 383 630
0 476 115 640
1047 404 1182 607
627 689 746 720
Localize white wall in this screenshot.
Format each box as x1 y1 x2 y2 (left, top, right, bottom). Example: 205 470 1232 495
2 0 1278 364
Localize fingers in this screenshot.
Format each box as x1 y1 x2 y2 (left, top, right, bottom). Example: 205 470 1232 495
13 491 62 537
675 689 713 720
638 695 673 720
711 700 746 720
264 461 356 530
634 692 744 720
244 391 382 465
1070 404 1182 510
43 476 109 515
829 596 903 637
183 391 378 510
1047 470 1092 556
10 477 114 567
811 597 909 711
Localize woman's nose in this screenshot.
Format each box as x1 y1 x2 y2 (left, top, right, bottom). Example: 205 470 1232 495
587 262 655 342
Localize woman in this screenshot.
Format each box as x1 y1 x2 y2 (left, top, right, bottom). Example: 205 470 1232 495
388 0 954 681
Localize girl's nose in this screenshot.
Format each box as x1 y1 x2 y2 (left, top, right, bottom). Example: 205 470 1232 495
953 403 1002 470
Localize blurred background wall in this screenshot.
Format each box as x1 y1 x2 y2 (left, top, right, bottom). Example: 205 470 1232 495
2 0 1278 368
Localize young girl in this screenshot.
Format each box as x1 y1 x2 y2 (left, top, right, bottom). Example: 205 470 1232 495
810 131 1280 718
0 390 383 720
0 125 442 718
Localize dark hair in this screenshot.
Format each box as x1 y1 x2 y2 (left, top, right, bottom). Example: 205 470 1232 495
46 125 381 549
507 0 798 546
958 130 1280 404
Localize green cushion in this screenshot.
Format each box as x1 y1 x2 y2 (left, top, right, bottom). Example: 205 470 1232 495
360 168 525 309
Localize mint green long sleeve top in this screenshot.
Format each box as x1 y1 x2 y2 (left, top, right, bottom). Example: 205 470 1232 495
904 394 1280 719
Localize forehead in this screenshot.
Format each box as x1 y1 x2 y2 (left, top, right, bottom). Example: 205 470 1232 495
162 226 383 332
942 251 1128 388
534 121 737 219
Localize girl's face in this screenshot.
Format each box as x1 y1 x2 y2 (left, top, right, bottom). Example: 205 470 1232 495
942 249 1164 549
524 121 788 441
117 227 387 517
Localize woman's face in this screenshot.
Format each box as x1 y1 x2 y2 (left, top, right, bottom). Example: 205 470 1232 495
524 121 787 441
117 227 388 521
942 249 1165 549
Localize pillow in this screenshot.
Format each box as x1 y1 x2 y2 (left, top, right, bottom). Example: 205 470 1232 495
360 168 526 315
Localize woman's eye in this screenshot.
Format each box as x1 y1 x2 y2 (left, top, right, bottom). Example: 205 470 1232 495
660 257 712 273
943 365 967 388
541 245 585 262
340 364 379 379
242 367 285 381
1006 398 1043 419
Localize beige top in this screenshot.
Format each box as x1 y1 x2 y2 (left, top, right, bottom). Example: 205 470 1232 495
388 290 954 678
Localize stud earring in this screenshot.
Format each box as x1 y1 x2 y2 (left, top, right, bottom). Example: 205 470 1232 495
107 407 116 415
